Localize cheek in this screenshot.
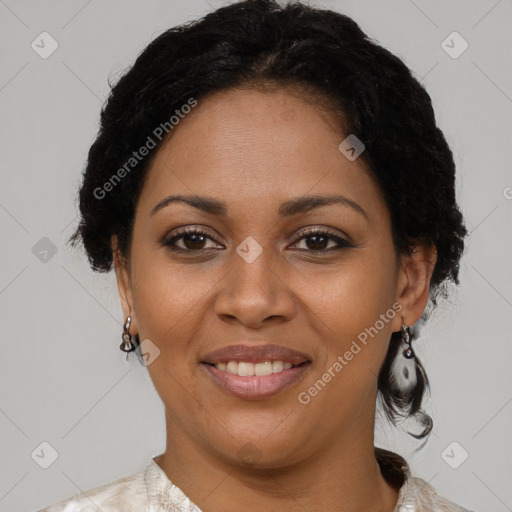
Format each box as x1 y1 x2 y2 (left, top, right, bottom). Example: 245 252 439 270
308 252 397 331
130 248 199 337
302 250 399 397
129 254 213 409
130 244 229 370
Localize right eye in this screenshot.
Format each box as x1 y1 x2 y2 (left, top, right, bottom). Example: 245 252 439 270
161 228 224 252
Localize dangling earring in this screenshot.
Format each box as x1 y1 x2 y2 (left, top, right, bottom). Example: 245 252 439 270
119 316 136 360
389 322 417 394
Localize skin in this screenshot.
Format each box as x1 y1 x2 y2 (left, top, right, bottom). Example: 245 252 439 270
111 86 437 512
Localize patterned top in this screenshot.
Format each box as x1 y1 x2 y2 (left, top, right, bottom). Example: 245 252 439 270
35 448 474 511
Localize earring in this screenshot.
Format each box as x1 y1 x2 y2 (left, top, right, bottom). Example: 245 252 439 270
119 316 136 360
401 323 415 359
389 323 418 393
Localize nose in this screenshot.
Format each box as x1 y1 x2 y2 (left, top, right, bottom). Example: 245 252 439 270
213 247 297 329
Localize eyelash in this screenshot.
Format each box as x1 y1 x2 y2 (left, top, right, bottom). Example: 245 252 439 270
161 227 353 253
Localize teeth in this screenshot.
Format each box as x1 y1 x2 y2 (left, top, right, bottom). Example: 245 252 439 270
226 361 238 374
272 360 283 373
214 360 295 376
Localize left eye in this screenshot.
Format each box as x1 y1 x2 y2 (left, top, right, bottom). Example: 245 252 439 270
289 230 352 251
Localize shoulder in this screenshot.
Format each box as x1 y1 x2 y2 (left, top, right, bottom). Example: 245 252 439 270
34 463 149 512
375 447 475 512
402 475 475 512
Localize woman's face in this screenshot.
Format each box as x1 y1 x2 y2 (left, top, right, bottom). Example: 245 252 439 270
114 86 427 468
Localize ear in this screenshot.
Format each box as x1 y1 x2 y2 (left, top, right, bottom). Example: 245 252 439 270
393 241 437 330
111 235 138 336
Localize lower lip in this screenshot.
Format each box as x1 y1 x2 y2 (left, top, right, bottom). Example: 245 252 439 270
201 362 311 400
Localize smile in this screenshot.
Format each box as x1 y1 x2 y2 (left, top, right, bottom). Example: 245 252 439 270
201 360 311 400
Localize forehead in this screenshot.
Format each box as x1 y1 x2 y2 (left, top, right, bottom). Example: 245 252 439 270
137 87 386 218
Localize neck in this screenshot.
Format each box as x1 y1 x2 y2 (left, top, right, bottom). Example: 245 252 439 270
154 413 399 512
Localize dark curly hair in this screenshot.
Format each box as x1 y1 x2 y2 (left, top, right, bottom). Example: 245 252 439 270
69 0 467 444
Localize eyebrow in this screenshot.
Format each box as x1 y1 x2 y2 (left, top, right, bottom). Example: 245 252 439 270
150 193 368 220
278 194 368 220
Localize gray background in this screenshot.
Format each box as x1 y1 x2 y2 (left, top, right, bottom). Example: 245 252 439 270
0 1 511 511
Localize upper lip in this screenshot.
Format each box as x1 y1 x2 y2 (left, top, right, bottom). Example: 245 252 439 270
201 343 311 365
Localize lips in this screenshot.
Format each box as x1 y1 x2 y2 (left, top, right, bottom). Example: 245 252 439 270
200 342 312 400
201 343 311 365
202 362 311 400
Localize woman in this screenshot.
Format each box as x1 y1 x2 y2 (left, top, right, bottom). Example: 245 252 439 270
37 0 473 510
